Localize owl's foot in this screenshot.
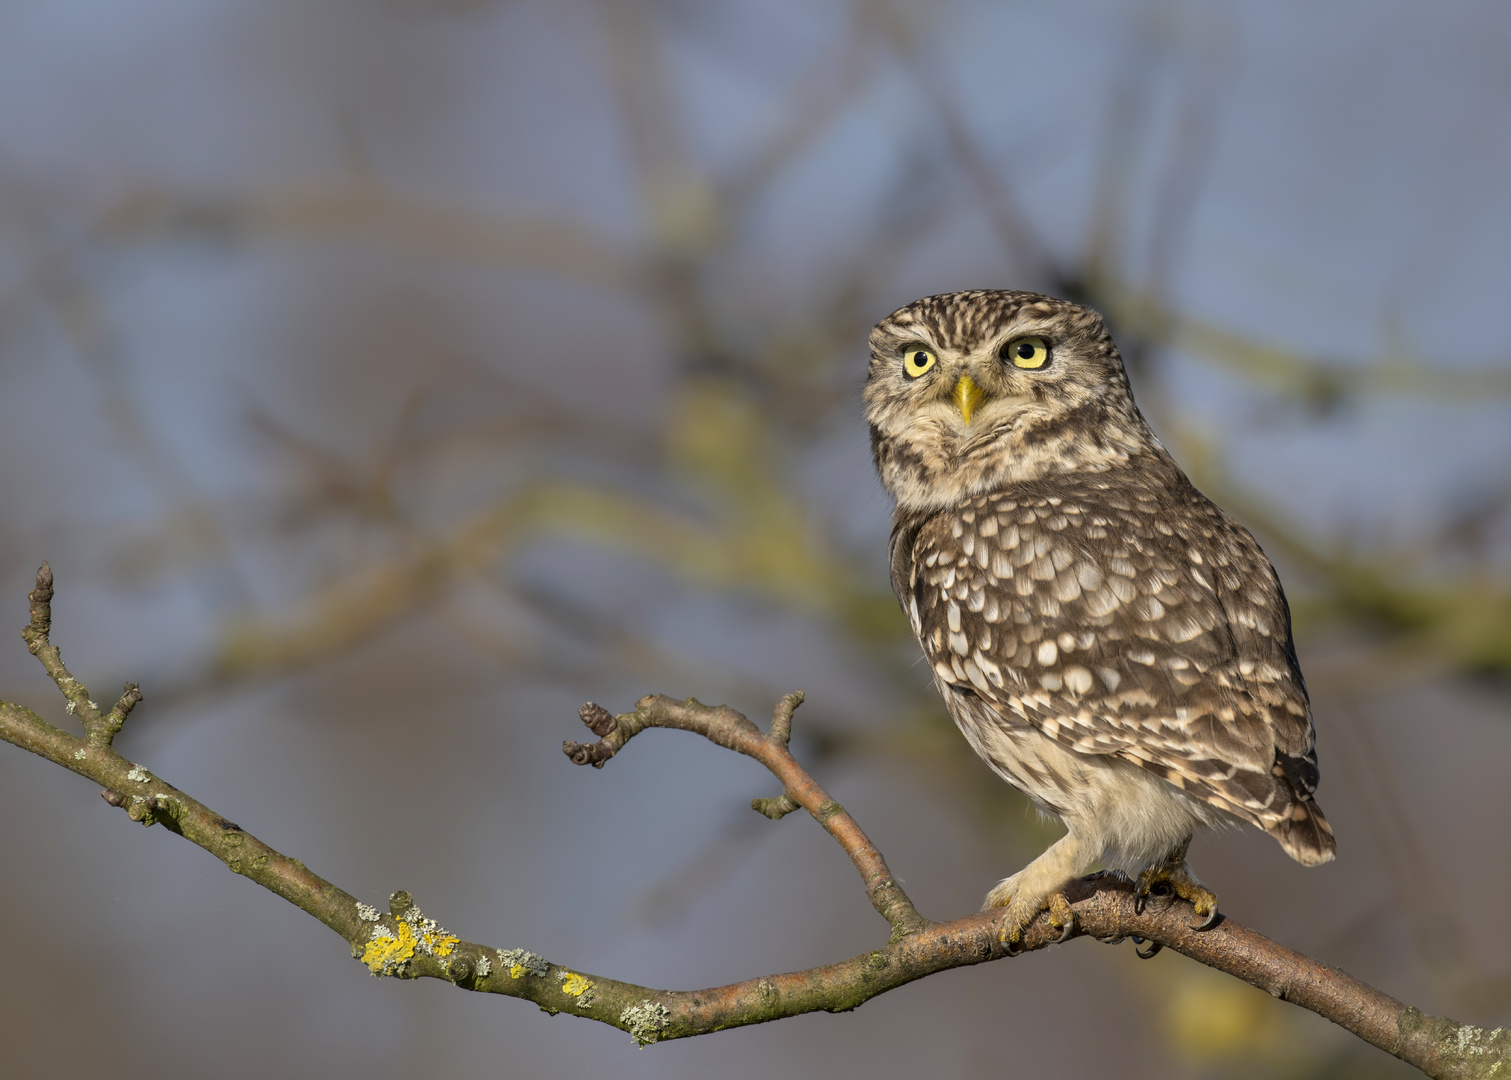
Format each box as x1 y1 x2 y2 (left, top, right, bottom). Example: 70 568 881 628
1133 847 1219 930
985 880 1075 950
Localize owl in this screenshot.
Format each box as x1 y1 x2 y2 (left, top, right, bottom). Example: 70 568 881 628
865 290 1335 944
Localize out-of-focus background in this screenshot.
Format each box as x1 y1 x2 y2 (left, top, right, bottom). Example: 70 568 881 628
1 2 1508 1077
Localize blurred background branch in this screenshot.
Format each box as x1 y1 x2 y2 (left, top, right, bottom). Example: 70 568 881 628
0 2 1507 1077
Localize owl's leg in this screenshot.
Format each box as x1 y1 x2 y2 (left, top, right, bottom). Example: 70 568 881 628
983 830 1091 947
1133 837 1219 929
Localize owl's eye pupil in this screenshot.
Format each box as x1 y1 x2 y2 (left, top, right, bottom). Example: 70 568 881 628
902 346 938 377
1015 343 1035 360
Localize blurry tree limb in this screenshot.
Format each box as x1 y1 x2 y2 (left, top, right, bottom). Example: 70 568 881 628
1168 312 1511 402
191 457 1505 713
204 477 869 688
882 22 1073 295
1216 486 1511 674
80 183 1511 403
99 185 643 289
2 565 1506 1074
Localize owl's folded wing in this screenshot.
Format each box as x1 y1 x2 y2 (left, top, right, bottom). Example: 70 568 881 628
896 474 1333 863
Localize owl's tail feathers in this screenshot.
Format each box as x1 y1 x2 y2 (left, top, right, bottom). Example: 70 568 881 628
1268 797 1337 867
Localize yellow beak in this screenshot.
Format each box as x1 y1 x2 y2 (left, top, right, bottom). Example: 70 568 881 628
953 374 984 426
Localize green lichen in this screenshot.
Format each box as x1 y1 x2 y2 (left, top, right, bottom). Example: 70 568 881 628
621 1000 671 1047
498 948 550 979
1400 1007 1510 1077
1446 1022 1509 1076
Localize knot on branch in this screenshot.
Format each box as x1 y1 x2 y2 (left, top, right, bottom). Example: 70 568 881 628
125 793 174 827
446 956 474 984
23 561 53 651
751 793 800 820
579 702 616 737
562 701 650 768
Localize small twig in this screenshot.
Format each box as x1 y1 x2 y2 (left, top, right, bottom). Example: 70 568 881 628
563 700 655 769
564 692 929 940
750 793 801 820
97 682 143 746
769 689 802 747
20 563 104 731
748 691 805 816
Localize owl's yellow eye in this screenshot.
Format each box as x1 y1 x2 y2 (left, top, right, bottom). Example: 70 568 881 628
902 347 937 378
1004 336 1049 370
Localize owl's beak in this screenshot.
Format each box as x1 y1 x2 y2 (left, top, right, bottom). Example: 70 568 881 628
953 374 985 425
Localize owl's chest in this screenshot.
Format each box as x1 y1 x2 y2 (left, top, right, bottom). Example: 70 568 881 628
895 482 1224 709
904 493 1105 675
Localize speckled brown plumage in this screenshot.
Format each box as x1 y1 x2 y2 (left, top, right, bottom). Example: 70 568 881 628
866 290 1334 941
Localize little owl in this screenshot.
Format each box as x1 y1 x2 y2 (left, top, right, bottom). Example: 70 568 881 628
865 290 1335 945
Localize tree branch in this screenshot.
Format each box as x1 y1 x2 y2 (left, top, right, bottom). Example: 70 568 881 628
1 565 1506 1073
564 689 927 939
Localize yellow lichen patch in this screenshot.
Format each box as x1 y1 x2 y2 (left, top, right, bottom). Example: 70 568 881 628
558 970 597 1007
362 921 417 975
422 929 460 958
397 905 458 959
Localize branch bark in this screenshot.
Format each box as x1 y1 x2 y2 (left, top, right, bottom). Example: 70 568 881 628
1 564 1506 1073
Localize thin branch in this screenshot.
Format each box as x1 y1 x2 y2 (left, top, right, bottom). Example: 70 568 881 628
22 562 107 738
1 565 1506 1074
564 690 926 939
99 185 643 290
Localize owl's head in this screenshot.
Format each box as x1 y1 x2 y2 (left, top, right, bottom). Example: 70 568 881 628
864 290 1157 513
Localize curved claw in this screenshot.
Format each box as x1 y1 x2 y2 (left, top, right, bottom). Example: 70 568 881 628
1003 935 1024 958
1191 904 1221 931
1133 892 1146 915
1134 937 1163 960
1055 916 1075 944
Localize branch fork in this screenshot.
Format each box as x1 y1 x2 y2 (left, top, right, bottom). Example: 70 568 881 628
565 688 928 940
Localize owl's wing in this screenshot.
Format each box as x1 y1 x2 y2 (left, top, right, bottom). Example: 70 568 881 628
894 469 1333 863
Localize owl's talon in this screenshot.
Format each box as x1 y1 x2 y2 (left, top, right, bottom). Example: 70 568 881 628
1134 937 1163 960
1134 843 1219 931
992 888 1074 948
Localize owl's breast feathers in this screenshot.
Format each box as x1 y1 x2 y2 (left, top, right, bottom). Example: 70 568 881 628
890 452 1335 866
